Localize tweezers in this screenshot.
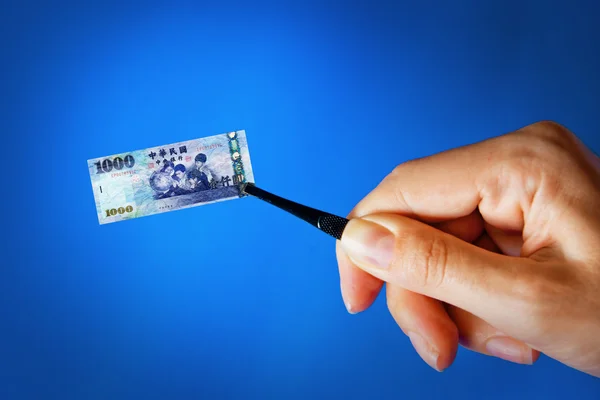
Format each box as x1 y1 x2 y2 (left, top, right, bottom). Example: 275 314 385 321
239 182 349 240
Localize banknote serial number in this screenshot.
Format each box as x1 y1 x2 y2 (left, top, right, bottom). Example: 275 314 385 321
95 155 135 174
105 205 134 217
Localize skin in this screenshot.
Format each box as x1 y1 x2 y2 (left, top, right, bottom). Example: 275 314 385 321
195 160 205 169
336 121 600 377
175 170 185 180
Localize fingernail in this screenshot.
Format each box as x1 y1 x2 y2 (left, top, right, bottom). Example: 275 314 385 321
407 331 442 372
485 336 533 365
340 218 395 269
345 301 357 314
341 282 357 314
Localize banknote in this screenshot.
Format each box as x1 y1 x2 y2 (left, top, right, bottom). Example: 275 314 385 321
88 130 254 224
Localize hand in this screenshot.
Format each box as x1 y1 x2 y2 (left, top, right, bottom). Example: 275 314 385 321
336 121 600 377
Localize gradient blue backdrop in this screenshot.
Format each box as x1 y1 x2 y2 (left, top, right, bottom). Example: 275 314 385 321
1 1 599 399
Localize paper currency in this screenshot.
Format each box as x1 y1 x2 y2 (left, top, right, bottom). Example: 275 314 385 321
88 130 254 224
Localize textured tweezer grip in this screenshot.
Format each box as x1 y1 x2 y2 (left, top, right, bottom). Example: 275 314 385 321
318 214 349 240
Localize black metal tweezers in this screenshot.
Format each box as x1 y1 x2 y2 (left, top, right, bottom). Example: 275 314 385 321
240 182 349 240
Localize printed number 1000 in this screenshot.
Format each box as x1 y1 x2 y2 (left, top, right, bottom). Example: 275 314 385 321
106 206 134 217
95 155 135 173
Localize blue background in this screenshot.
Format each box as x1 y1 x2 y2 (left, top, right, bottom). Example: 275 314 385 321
2 0 600 399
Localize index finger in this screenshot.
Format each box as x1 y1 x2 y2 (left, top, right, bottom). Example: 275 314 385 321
351 139 491 222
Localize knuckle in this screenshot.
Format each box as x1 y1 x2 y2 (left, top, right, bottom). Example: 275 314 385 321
390 163 404 177
388 159 422 184
390 159 415 176
484 156 547 205
399 232 449 290
488 122 579 198
349 162 415 218
516 120 577 153
531 120 572 139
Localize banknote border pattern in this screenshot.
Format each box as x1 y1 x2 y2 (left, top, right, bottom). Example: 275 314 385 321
227 131 247 192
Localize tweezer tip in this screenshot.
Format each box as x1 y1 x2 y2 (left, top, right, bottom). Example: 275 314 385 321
239 181 256 196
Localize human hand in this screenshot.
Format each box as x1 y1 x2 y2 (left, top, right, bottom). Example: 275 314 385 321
336 121 600 377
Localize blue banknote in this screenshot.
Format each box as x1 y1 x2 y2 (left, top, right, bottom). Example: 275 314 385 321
88 130 254 224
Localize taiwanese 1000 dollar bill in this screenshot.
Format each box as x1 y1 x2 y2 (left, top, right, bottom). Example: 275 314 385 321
88 130 254 224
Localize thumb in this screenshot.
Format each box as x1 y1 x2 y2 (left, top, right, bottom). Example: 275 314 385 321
339 213 533 328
